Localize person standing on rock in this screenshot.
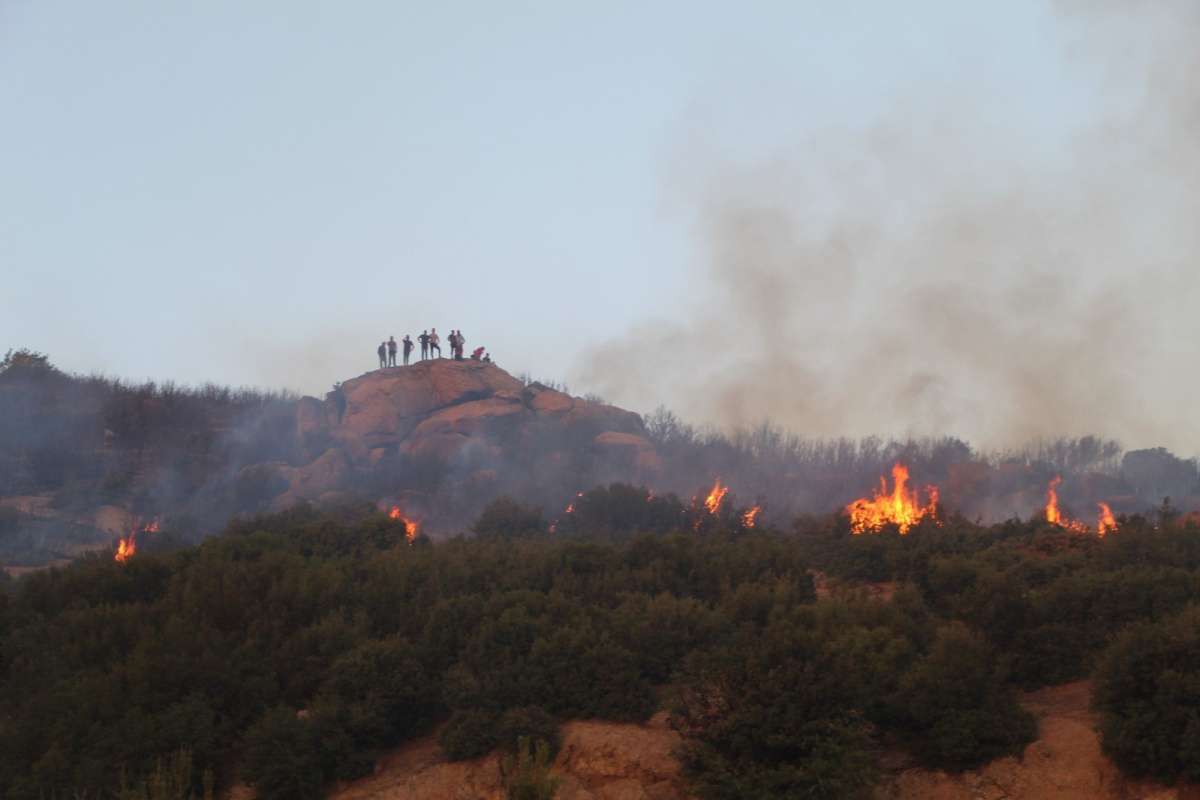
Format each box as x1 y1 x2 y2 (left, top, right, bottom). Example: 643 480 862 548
455 330 466 360
387 336 398 367
418 330 430 360
402 334 414 365
429 328 441 358
377 341 387 369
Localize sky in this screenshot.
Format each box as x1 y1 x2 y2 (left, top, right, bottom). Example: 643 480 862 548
3 1 1198 452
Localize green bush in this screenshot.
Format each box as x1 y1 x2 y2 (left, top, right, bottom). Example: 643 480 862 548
496 706 561 758
1093 606 1200 783
241 708 325 800
473 497 548 539
500 736 561 800
439 709 500 761
896 624 1035 769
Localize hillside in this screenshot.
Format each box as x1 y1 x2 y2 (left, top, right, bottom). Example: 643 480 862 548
0 355 659 568
4 502 1200 799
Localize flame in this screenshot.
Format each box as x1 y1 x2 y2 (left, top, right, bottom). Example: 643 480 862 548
114 536 136 562
564 492 583 515
704 479 729 515
742 506 762 528
389 506 420 543
846 463 939 535
1097 502 1117 537
141 519 160 534
1045 476 1088 533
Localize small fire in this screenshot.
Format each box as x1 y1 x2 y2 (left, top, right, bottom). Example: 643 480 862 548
389 506 420 543
565 492 582 515
742 506 762 528
113 516 160 562
703 479 728 515
114 537 136 562
846 463 939 535
1045 476 1088 534
1097 502 1117 537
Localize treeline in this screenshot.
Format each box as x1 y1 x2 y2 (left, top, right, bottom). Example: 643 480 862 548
0 349 298 561
3 488 1199 799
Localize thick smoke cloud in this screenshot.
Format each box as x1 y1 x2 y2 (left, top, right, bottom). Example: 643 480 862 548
573 2 1200 454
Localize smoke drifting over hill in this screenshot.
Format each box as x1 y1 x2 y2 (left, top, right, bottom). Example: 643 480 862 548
574 1 1200 453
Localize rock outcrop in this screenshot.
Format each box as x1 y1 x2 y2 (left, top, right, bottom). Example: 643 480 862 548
273 360 660 526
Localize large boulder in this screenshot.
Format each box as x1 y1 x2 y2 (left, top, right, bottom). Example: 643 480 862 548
282 361 661 524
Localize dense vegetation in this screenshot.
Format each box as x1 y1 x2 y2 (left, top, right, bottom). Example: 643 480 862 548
3 486 1199 799
0 349 298 563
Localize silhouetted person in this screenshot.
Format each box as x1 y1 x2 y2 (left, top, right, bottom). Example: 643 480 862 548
418 330 430 360
482 352 492 363
429 328 441 358
402 334 414 365
387 336 397 367
454 330 466 360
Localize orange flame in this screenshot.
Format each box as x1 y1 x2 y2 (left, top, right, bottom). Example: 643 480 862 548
389 506 419 543
142 519 160 534
114 536 136 562
846 463 939 535
742 506 762 528
704 479 728 515
1097 502 1117 537
1045 476 1088 533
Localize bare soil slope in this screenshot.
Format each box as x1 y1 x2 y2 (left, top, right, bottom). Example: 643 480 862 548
328 712 689 800
878 681 1198 800
315 683 1199 800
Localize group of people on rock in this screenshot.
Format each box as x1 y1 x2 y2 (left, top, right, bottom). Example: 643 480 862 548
375 328 490 369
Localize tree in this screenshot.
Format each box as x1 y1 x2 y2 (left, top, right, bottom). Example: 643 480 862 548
1093 606 1200 783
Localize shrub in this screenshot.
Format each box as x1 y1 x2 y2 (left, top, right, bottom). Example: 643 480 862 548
496 706 561 758
500 737 560 800
1093 606 1200 783
241 708 325 800
896 624 1035 769
439 709 499 761
473 497 548 539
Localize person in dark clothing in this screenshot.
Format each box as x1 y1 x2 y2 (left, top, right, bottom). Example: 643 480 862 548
402 335 414 365
482 352 491 363
418 330 430 360
377 341 387 369
387 336 398 367
328 382 347 423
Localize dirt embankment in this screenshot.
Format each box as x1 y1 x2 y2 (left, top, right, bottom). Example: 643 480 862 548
878 681 1197 800
311 682 1199 800
328 712 689 800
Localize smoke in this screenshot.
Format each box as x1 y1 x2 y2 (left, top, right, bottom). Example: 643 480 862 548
572 2 1200 454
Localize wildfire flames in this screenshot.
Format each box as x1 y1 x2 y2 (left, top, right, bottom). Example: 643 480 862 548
113 517 162 563
1098 502 1117 537
742 506 762 528
1044 476 1086 533
388 506 419 543
703 479 728 515
1044 477 1119 536
846 463 939 535
114 537 136 562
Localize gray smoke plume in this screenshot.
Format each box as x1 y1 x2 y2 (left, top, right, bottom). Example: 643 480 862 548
572 1 1200 454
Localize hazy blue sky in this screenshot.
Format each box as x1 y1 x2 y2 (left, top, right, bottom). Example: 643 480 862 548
3 2 1196 450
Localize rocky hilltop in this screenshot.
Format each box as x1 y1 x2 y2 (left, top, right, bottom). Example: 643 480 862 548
0 358 663 569
271 360 661 529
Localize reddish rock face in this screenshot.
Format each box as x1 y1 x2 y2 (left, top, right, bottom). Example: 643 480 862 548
280 361 661 518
